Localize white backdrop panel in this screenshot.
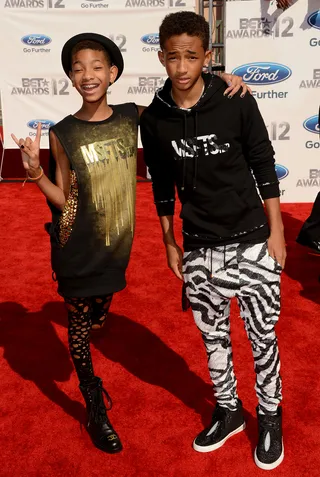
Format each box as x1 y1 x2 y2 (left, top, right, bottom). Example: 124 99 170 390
226 0 320 203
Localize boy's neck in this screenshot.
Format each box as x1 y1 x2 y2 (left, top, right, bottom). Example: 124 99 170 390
75 97 113 122
171 76 205 110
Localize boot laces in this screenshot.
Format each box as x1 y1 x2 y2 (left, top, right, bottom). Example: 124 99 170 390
88 384 112 425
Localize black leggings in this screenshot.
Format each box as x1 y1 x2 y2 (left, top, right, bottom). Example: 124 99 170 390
64 295 113 383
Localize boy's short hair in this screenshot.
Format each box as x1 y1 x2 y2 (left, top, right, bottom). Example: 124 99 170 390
71 40 112 66
159 11 209 51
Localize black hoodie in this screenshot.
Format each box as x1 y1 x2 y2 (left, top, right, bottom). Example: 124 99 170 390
140 73 280 250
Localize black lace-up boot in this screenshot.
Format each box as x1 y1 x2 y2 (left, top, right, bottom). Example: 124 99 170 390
79 377 122 454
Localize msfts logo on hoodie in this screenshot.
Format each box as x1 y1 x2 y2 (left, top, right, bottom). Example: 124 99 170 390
171 134 230 160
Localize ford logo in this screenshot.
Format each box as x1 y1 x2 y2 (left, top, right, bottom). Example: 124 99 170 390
303 115 319 134
27 119 55 130
231 62 292 85
275 164 289 181
21 34 52 46
307 10 320 30
141 33 159 45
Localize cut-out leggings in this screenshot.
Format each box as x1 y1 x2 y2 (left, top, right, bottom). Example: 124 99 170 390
64 295 113 383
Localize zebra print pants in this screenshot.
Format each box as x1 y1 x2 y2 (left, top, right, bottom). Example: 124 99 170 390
183 241 282 415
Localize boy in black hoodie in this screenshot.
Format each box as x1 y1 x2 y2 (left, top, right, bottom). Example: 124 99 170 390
140 11 286 471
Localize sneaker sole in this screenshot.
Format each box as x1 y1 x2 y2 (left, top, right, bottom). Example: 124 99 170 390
192 422 246 453
254 441 284 470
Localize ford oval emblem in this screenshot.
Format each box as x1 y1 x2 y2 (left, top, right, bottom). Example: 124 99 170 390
21 34 52 46
307 10 320 30
141 33 160 45
275 164 289 181
27 119 55 130
231 62 292 85
303 115 319 134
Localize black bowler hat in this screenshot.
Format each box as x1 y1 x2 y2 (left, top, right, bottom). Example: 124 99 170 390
61 32 124 81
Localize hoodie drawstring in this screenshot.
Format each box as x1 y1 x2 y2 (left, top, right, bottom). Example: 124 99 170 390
181 113 187 191
193 112 199 190
182 112 199 192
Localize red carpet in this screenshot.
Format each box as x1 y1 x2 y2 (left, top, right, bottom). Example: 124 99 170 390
0 182 319 477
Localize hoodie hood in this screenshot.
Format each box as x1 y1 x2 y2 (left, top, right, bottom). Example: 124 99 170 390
155 73 225 115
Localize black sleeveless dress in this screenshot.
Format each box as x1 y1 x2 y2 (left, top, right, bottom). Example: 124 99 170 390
47 103 138 297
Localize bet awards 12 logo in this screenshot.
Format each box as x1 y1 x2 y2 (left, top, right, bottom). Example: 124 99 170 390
267 122 290 141
4 0 65 7
299 69 320 89
297 169 320 188
125 0 186 7
127 76 165 94
11 77 70 96
226 16 294 39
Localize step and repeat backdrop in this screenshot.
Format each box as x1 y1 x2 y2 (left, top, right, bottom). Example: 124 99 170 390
226 0 320 202
0 0 195 151
0 0 319 201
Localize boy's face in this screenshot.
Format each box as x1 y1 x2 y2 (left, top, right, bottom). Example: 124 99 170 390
158 34 210 92
69 48 118 103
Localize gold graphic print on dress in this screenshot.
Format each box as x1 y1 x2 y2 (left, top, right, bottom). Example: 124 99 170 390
80 128 136 247
58 170 78 247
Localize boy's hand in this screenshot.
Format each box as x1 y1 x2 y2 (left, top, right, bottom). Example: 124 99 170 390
165 242 183 280
11 122 42 171
268 230 286 269
221 73 252 98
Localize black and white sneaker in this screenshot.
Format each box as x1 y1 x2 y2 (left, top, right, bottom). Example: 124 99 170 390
254 407 284 470
193 400 245 453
